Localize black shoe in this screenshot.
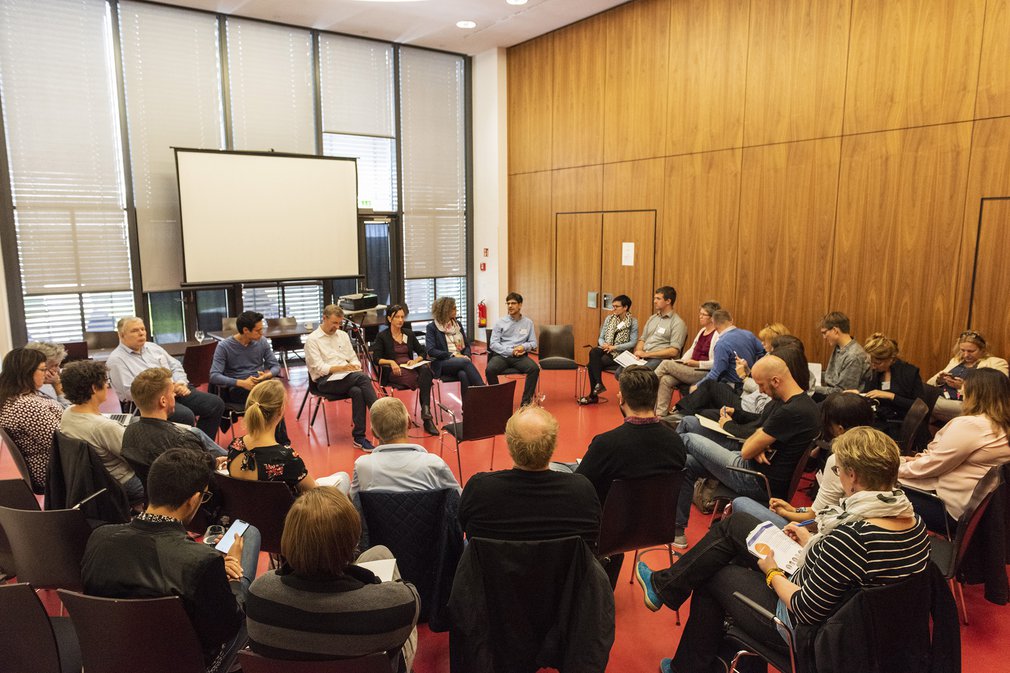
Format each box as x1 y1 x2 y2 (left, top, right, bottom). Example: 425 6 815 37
593 382 606 395
578 394 599 406
423 417 439 436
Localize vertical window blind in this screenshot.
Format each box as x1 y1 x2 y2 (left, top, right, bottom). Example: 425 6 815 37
119 1 224 292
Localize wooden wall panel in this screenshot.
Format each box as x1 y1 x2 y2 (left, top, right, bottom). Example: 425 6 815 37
666 0 749 155
556 213 603 363
844 0 985 135
507 36 553 175
832 124 973 374
660 150 742 325
736 139 841 365
744 0 849 146
552 166 603 214
508 171 554 327
551 15 606 169
953 117 1010 346
603 0 670 164
602 158 664 213
966 201 1010 358
976 0 1010 119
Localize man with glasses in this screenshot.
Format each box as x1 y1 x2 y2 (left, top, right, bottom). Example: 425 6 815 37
83 449 262 673
486 292 541 407
811 311 872 398
107 316 226 440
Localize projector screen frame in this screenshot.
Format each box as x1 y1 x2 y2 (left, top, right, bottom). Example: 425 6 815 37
173 147 364 286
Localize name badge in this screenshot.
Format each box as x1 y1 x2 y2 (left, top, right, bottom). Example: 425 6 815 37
616 320 628 330
656 327 666 335
519 329 528 337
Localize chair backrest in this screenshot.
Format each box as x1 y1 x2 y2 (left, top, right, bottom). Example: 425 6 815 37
0 506 91 590
84 331 119 350
783 442 815 502
852 572 933 671
897 398 930 455
58 589 205 673
238 650 392 673
358 489 463 626
598 471 684 558
214 473 296 554
0 583 75 673
48 431 132 524
0 479 43 579
950 463 1004 573
61 340 89 362
0 426 35 491
921 383 943 413
222 316 238 332
459 381 517 443
182 341 217 387
537 324 576 361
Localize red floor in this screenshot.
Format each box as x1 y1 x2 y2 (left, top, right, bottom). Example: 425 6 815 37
3 351 1003 672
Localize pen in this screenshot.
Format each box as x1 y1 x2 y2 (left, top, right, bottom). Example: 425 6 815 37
797 519 817 528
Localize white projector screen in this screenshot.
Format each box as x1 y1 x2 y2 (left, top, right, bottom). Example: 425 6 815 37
175 149 359 284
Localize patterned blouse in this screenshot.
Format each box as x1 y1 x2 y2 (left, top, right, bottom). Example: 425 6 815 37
227 436 308 493
0 392 64 493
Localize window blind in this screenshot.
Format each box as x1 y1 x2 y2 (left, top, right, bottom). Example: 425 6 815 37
319 35 394 138
226 19 315 154
399 47 467 279
322 133 397 211
119 1 224 292
0 0 133 296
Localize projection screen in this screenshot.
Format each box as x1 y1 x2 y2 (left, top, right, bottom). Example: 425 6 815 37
175 149 359 284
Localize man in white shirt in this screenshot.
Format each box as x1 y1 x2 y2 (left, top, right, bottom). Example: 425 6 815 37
107 317 226 440
304 304 378 452
350 397 460 496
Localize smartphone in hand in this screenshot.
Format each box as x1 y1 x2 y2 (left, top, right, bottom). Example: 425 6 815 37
214 519 250 554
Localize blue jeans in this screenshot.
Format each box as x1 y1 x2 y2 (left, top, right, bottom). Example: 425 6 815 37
676 430 769 529
186 426 227 457
731 496 789 529
675 415 742 450
210 524 261 673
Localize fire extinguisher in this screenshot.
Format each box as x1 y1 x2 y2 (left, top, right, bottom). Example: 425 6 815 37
478 300 488 328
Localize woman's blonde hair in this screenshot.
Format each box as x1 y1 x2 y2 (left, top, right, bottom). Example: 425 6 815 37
953 329 989 358
244 379 286 436
864 332 899 360
281 487 361 576
431 296 457 325
962 369 1010 437
758 323 790 343
831 426 900 491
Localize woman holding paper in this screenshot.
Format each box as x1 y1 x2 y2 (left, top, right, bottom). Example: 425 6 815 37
371 304 438 435
579 294 639 405
245 486 420 669
635 427 929 673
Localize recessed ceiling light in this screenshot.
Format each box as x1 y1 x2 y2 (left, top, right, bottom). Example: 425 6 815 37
456 20 477 29
506 0 528 4
353 0 428 3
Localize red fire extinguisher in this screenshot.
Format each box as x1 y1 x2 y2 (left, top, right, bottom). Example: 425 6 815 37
478 300 488 328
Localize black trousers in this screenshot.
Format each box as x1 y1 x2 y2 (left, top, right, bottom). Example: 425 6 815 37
317 372 378 438
650 512 786 672
586 347 616 390
676 379 742 416
485 353 540 406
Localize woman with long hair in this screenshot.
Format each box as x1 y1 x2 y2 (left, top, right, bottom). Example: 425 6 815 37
900 368 1010 532
928 330 1008 422
246 487 420 670
425 296 484 398
227 380 348 494
0 347 64 493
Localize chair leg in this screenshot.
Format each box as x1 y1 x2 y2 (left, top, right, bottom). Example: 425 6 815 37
490 435 496 471
954 579 969 625
297 387 310 420
455 436 463 482
322 400 331 445
311 397 323 426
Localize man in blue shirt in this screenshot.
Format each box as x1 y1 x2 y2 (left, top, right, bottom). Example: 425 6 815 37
210 310 288 443
486 292 540 406
692 310 765 392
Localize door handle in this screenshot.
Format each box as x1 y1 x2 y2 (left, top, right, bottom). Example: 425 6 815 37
602 293 613 309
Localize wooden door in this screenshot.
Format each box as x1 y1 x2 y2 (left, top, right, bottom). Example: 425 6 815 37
968 199 1010 351
601 211 656 332
555 213 602 364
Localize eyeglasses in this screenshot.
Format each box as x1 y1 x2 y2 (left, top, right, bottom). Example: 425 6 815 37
200 490 213 504
831 465 840 476
959 330 986 345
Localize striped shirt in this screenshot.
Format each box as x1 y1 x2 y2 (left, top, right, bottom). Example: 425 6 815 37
245 565 419 669
790 518 930 625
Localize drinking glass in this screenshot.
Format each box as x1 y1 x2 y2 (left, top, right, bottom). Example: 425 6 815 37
194 330 205 343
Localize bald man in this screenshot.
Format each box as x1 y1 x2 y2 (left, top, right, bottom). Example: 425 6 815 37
458 406 601 550
672 355 819 546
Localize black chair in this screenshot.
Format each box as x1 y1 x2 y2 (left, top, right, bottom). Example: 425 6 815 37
0 478 41 581
437 380 516 480
0 426 36 493
61 340 89 362
896 398 931 455
928 463 1004 624
710 443 815 523
267 316 304 378
0 505 92 591
367 348 431 429
537 324 579 401
238 650 393 673
214 473 296 556
598 472 684 579
58 589 205 673
0 583 81 673
297 376 355 444
47 431 132 524
210 383 246 441
358 488 464 630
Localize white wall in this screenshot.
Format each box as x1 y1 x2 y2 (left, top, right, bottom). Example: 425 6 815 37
471 47 508 336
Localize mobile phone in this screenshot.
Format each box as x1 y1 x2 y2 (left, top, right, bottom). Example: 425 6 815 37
214 519 250 554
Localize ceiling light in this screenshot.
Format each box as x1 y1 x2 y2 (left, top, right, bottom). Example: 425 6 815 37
506 0 529 4
456 20 477 29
